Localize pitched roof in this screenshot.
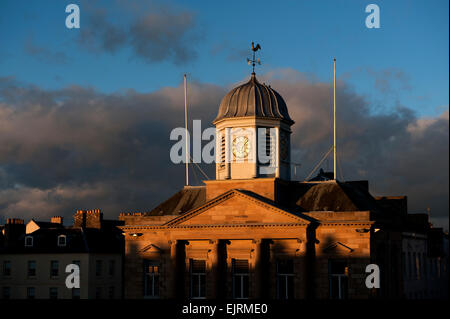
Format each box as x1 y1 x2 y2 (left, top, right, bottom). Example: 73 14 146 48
146 186 206 216
0 225 123 254
291 180 381 213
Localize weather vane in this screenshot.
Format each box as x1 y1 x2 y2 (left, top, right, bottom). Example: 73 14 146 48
247 42 261 74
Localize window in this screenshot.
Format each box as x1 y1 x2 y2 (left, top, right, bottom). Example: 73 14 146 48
72 288 80 299
96 260 102 277
3 260 11 277
419 253 423 280
27 287 35 299
424 254 428 279
50 260 59 277
408 252 412 279
232 259 249 299
57 235 66 247
402 252 407 278
108 286 115 299
49 287 58 299
2 287 10 299
413 252 418 280
95 287 102 299
276 259 294 299
108 260 115 276
265 128 272 157
144 260 160 298
190 259 206 299
27 260 36 277
329 260 348 299
25 236 33 247
220 134 226 168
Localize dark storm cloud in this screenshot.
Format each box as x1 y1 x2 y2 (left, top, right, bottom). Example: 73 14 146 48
0 77 225 221
260 69 448 228
0 70 448 229
78 2 198 64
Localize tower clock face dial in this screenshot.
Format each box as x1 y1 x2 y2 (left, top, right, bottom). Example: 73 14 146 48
232 136 250 158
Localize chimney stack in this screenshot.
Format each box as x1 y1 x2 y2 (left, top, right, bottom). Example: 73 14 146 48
51 216 63 225
4 218 25 246
74 209 103 229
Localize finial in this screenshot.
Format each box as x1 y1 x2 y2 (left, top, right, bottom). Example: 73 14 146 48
247 41 261 74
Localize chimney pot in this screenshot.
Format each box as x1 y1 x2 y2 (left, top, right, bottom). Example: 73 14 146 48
51 216 63 225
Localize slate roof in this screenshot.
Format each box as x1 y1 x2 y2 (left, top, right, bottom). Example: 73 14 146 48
0 224 123 254
31 220 64 229
291 181 381 213
145 186 206 216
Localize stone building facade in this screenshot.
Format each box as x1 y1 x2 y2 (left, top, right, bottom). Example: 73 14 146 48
119 72 448 299
0 210 124 299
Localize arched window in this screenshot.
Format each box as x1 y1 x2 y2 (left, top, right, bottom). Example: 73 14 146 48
57 235 67 247
24 236 33 247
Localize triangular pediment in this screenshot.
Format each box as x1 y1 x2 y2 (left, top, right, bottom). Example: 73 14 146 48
322 241 354 254
165 189 311 227
140 244 162 253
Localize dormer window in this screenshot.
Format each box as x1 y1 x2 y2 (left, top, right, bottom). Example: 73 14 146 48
25 236 33 247
57 235 67 247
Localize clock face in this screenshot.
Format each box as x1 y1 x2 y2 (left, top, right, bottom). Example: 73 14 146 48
232 136 250 159
280 133 289 161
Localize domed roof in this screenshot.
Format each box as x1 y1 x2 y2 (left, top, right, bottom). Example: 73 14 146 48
213 73 294 125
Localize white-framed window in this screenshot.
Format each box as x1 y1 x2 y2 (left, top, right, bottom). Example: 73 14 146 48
144 260 160 298
49 287 58 299
57 235 66 247
329 260 348 299
95 260 102 277
24 236 33 247
108 286 115 299
27 260 36 277
72 288 80 299
50 260 59 277
26 287 35 299
190 259 206 299
232 259 249 299
3 260 11 277
276 259 294 299
95 287 102 299
2 287 11 299
108 260 115 276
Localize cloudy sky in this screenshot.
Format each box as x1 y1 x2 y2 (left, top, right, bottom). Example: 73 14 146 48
0 0 448 229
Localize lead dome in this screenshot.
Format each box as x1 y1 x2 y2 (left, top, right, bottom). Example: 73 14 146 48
213 73 294 125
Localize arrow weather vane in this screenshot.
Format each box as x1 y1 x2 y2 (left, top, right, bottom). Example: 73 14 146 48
247 42 261 74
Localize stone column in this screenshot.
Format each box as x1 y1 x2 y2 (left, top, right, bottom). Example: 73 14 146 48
275 127 280 178
252 126 258 178
254 239 268 298
210 240 220 298
170 240 187 299
168 240 177 298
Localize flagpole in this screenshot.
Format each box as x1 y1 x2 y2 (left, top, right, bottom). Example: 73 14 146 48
184 74 189 186
333 58 337 181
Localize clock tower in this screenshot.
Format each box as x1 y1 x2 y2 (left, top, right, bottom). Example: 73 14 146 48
213 72 294 181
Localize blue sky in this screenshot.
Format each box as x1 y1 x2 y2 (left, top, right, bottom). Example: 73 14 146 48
0 0 448 117
0 0 448 227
